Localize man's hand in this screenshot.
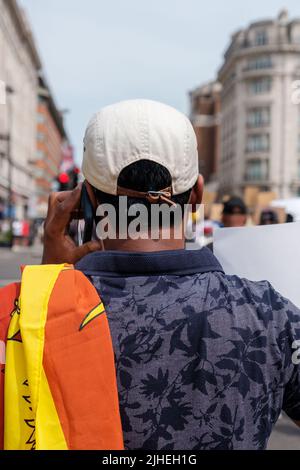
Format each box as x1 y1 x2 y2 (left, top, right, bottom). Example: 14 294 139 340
42 185 103 265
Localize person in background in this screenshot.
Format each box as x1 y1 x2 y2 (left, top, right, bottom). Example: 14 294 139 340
286 213 294 223
260 209 279 226
221 196 248 228
205 196 247 252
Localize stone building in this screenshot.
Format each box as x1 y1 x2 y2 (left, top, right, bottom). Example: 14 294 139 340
0 0 41 220
218 10 300 198
189 81 222 188
34 75 67 218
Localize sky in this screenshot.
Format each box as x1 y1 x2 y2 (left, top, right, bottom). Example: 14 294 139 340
20 0 300 164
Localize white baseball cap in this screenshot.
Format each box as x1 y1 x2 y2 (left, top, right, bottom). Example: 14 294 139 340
82 99 199 196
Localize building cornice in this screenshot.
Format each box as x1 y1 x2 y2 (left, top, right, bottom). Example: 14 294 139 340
189 81 222 98
248 19 274 29
191 114 221 127
218 44 300 80
4 0 42 70
38 75 67 140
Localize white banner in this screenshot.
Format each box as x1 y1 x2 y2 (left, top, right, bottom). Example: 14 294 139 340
214 222 300 308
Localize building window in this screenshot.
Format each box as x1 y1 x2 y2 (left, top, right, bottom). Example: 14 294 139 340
246 134 270 153
249 77 272 95
36 150 45 159
37 132 45 142
37 113 45 124
255 30 268 46
247 107 270 128
246 55 272 70
246 160 268 181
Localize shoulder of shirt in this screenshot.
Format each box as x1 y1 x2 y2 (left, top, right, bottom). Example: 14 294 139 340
219 272 299 315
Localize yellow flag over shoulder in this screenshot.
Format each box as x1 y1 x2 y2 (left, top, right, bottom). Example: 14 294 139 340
3 265 123 450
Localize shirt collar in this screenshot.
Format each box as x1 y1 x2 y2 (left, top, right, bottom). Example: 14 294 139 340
76 247 224 277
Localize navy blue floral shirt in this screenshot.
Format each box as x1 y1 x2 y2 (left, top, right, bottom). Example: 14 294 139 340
77 248 300 450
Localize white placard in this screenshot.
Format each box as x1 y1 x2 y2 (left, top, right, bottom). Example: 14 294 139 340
0 80 6 105
214 222 300 307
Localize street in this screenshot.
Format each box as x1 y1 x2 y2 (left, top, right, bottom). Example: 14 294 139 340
0 246 42 287
0 247 299 449
268 415 300 450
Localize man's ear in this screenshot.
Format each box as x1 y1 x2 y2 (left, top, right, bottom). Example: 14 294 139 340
189 175 204 212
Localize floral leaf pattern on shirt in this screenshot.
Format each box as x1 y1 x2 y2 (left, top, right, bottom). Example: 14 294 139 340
90 272 300 450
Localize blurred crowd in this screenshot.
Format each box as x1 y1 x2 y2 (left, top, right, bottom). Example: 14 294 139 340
191 193 298 250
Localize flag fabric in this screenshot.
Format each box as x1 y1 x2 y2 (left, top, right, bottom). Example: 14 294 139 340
0 264 123 450
0 281 21 449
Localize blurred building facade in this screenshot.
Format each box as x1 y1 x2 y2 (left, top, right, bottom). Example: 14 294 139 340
189 81 222 189
0 0 70 224
218 10 300 198
34 76 67 218
0 0 41 220
191 10 300 199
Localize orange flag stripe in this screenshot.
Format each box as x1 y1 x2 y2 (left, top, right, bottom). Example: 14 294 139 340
43 269 124 450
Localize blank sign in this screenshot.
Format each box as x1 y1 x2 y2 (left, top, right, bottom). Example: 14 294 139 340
214 222 300 308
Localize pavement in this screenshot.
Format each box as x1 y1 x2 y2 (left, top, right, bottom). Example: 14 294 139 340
0 247 299 449
268 414 300 450
0 245 42 287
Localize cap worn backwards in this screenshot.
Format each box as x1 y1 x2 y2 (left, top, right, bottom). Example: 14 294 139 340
82 99 199 196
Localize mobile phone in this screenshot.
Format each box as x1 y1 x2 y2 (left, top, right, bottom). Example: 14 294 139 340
78 183 96 245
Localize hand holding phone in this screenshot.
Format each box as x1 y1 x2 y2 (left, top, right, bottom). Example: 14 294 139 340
42 185 103 265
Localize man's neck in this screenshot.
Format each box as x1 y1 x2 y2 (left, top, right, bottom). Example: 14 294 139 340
102 227 185 252
103 238 185 252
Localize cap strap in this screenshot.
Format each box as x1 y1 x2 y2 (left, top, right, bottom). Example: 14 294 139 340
117 186 177 207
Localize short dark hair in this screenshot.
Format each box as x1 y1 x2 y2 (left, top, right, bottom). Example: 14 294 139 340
94 160 192 225
223 196 247 216
260 209 278 225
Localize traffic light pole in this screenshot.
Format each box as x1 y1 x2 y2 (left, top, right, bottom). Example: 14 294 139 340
6 86 14 247
0 131 13 247
7 132 13 246
5 85 14 247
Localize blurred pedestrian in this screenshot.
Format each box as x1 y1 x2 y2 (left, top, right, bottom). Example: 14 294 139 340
286 213 294 223
222 196 247 228
260 209 279 225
